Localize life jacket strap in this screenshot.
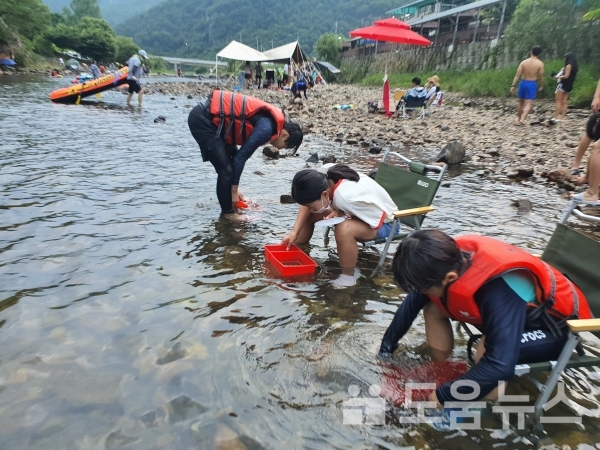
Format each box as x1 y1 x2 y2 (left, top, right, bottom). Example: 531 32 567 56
215 91 225 138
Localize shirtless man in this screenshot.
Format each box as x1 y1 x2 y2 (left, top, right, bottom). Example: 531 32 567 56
510 46 544 125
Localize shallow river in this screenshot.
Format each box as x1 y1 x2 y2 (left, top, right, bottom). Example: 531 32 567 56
1 75 600 449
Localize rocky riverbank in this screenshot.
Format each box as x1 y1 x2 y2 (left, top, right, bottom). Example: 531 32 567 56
144 81 591 197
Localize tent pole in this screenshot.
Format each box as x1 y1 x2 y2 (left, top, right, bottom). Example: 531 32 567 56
216 56 218 88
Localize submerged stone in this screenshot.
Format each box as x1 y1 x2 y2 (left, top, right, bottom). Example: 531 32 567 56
165 394 208 423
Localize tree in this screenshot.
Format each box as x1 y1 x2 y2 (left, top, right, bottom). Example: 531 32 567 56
76 17 116 60
115 35 138 64
314 33 342 66
46 17 117 61
0 0 51 42
505 0 583 59
63 0 102 24
45 23 81 52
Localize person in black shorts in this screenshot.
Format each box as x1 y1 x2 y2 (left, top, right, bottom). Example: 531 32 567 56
187 91 303 218
126 50 147 106
554 53 578 121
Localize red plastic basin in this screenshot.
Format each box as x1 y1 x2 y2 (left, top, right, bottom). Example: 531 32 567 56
264 244 318 276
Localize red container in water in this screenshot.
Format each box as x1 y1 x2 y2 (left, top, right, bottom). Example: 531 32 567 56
264 244 318 276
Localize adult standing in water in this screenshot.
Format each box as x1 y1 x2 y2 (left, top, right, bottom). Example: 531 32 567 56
126 49 147 107
188 90 303 218
553 53 578 121
510 45 544 125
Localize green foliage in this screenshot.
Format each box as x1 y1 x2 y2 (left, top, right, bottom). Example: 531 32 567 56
505 0 600 65
0 18 12 47
46 16 116 61
76 16 116 60
33 34 56 56
115 35 138 64
146 56 166 73
43 0 165 26
114 0 402 59
0 0 51 42
360 59 600 108
314 34 343 67
337 59 371 84
583 8 600 19
62 0 101 24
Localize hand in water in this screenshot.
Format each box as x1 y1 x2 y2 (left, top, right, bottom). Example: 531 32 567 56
282 231 298 250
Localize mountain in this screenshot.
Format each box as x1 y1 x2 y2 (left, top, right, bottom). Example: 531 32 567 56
42 0 164 26
115 0 401 59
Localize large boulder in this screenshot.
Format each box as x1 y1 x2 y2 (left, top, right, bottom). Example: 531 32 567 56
435 141 466 165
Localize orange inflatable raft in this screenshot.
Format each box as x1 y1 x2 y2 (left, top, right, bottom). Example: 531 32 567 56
50 67 129 104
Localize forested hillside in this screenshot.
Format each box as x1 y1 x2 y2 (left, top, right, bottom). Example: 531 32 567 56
115 0 401 58
42 0 164 26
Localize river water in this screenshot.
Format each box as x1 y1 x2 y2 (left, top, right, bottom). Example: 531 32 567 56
1 75 600 449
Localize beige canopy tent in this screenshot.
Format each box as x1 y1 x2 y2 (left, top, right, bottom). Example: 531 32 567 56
262 41 309 64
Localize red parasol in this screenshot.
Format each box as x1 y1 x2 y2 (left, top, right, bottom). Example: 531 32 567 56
349 17 431 116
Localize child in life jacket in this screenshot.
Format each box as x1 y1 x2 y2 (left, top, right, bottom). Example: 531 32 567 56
282 164 399 287
379 229 593 407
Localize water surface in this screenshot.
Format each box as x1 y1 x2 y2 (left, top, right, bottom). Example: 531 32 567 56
1 75 600 449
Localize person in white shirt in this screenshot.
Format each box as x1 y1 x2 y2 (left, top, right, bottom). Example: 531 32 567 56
283 63 289 85
282 164 398 287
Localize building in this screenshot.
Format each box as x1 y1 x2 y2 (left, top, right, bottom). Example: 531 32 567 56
390 0 510 47
341 0 511 59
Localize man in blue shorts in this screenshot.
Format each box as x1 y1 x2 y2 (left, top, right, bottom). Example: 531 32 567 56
510 45 544 125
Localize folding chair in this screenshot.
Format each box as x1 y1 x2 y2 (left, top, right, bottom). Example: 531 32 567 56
401 95 428 119
462 198 600 433
325 148 447 277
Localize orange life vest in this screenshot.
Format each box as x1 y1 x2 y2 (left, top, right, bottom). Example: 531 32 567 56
428 235 592 329
210 90 285 146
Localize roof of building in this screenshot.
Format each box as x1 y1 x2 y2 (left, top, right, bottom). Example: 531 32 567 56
386 0 439 15
406 0 503 26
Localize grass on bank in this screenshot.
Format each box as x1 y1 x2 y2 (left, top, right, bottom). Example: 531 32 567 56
360 60 599 108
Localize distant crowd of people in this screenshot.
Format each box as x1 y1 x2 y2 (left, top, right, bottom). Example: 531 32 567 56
240 61 322 92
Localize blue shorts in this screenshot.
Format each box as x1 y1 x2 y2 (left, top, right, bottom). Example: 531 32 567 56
517 80 537 100
376 222 401 240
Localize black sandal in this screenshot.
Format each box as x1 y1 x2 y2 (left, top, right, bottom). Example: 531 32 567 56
571 168 581 176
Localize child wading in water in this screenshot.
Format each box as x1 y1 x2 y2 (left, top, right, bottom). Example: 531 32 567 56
282 164 398 287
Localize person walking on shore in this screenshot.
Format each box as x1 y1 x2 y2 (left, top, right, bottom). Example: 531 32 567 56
126 50 147 107
553 53 578 121
570 80 600 174
510 46 544 125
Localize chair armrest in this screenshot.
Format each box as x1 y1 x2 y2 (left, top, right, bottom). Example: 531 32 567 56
393 206 434 218
567 319 600 332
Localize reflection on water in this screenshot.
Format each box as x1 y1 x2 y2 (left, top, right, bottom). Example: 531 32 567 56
1 75 600 449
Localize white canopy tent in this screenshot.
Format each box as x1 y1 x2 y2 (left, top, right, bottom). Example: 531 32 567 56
215 39 329 87
215 40 268 83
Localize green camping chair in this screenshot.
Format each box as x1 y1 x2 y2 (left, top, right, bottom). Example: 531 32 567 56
325 148 447 277
463 198 600 432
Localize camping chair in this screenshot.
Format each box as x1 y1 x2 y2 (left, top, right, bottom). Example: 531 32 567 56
462 198 600 433
431 91 444 106
325 148 447 277
401 94 428 119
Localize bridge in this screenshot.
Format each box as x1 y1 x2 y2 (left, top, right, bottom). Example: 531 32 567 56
158 56 227 68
